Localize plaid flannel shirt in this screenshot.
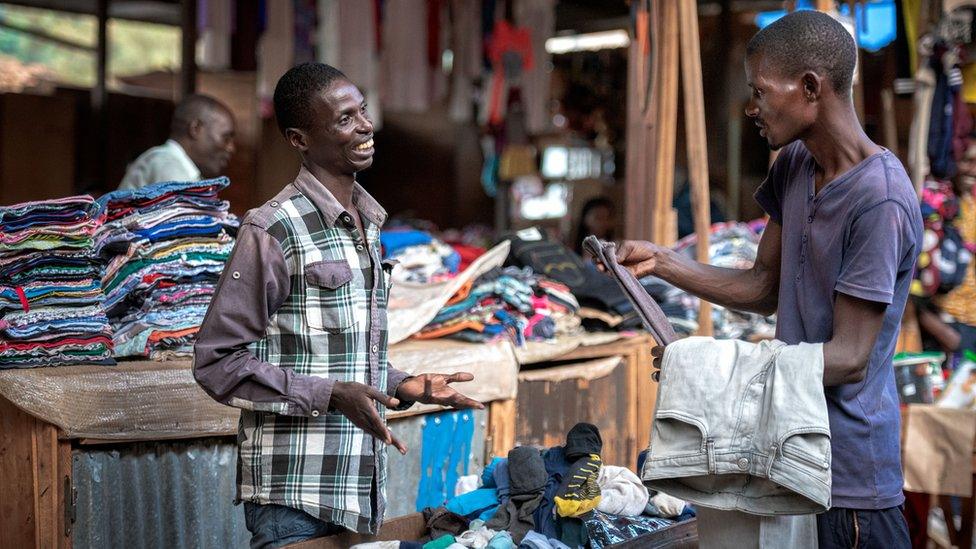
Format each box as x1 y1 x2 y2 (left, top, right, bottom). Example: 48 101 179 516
193 166 410 533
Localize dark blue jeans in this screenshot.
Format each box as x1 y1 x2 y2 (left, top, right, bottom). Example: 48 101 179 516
816 507 910 549
243 502 344 549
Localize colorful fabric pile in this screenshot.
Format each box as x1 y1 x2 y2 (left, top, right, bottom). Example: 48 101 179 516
643 221 776 340
381 229 462 284
96 178 238 359
913 178 972 297
0 196 114 367
415 266 580 344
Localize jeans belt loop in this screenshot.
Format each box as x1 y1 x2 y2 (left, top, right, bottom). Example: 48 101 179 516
765 444 778 477
706 438 716 474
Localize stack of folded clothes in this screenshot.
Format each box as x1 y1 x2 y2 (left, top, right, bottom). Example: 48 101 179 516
96 178 238 360
415 266 581 344
0 196 115 367
381 229 462 284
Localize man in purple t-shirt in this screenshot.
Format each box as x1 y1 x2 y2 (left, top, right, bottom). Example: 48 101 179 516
615 11 921 548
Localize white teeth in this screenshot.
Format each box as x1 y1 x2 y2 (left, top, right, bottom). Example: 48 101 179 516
356 139 374 151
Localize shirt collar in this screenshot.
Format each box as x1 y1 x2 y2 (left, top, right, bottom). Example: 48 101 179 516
292 165 388 228
164 139 201 180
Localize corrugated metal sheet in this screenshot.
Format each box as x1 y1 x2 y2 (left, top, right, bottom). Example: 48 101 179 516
385 409 488 518
70 410 488 547
72 437 248 549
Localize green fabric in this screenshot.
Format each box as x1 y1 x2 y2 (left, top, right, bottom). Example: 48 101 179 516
423 534 457 549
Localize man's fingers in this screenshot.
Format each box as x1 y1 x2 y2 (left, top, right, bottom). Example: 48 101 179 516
615 241 635 262
365 386 400 409
447 393 486 410
390 432 408 455
651 346 665 358
446 372 475 383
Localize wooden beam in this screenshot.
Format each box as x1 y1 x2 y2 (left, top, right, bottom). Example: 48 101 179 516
677 0 714 336
651 0 679 246
181 0 198 98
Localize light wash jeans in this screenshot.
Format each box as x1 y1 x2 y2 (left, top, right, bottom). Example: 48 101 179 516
642 337 831 515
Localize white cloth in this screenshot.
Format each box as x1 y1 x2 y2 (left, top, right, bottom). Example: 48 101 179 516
455 474 481 498
350 542 400 549
648 492 686 518
596 465 649 516
455 525 499 548
118 140 200 191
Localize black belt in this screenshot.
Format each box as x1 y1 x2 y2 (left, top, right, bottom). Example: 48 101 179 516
583 235 677 346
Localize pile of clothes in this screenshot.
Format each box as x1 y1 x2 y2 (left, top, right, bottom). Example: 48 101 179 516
913 178 972 297
353 424 692 549
95 179 238 359
414 267 580 345
645 221 776 340
382 229 465 284
0 196 114 367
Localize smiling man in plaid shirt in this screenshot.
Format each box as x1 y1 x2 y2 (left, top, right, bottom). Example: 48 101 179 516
193 63 483 548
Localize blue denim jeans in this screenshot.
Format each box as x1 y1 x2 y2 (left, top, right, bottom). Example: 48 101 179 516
816 507 910 549
243 502 343 549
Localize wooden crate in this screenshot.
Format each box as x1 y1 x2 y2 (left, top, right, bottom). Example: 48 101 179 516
489 335 656 470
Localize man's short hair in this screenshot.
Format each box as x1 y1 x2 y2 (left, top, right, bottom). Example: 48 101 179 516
746 10 856 96
171 94 230 137
273 63 349 135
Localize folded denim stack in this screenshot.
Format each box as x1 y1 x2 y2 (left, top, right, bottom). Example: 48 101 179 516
0 196 114 368
96 178 238 359
415 266 580 344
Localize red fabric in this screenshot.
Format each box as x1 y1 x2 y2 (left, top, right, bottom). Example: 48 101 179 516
0 335 112 351
450 244 486 271
15 286 29 313
487 19 533 70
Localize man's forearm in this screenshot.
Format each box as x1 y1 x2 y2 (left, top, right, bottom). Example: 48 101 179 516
655 249 777 316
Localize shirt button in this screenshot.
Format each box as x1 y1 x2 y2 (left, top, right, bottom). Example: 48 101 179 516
270 201 279 207
737 457 749 470
342 214 352 224
311 410 320 417
231 271 241 279
807 216 813 223
371 345 379 354
357 244 365 251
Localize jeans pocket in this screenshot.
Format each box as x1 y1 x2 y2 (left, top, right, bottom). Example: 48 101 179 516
271 504 322 540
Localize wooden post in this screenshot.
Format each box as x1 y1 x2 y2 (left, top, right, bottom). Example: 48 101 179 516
677 0 714 336
487 399 516 459
625 2 652 240
651 0 679 246
815 0 834 11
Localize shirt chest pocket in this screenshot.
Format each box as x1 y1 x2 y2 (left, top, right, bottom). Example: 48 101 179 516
304 260 359 334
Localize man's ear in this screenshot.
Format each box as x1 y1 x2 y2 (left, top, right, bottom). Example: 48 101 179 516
802 72 822 102
187 118 205 139
285 128 309 152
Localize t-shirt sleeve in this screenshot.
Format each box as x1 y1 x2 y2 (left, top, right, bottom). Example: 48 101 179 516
835 200 913 305
753 145 795 226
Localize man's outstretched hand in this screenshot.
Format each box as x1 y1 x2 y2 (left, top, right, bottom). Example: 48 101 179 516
396 372 485 410
330 380 408 455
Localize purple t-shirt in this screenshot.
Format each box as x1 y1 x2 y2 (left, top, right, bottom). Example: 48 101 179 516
755 141 922 510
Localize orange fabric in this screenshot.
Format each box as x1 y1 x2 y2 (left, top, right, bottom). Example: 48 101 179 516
148 327 199 344
446 279 475 306
414 320 485 339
